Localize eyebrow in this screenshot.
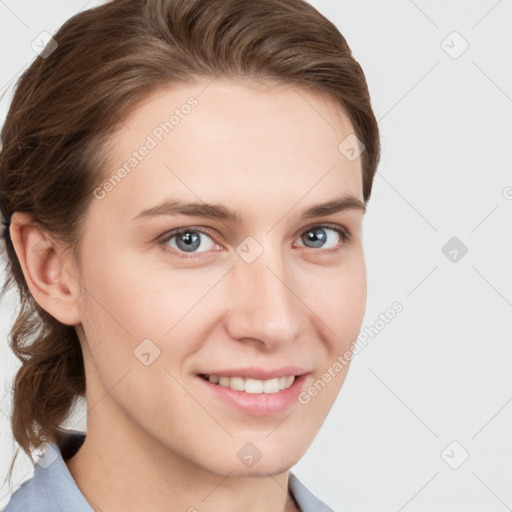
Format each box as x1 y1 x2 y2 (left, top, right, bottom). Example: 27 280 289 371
131 195 366 222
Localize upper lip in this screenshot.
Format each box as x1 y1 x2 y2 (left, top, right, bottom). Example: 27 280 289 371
198 366 310 380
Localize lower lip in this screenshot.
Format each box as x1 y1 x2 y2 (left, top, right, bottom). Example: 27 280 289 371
196 374 309 416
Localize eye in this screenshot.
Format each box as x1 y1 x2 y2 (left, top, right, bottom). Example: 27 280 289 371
158 224 352 258
160 227 217 256
295 224 352 253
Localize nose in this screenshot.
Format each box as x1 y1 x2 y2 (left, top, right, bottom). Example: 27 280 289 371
223 241 304 349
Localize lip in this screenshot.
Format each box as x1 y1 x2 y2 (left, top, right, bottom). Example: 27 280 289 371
196 366 309 380
196 372 309 416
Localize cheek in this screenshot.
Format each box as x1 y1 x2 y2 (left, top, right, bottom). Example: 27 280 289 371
78 248 228 367
79 246 223 342
297 260 366 418
78 233 366 364
304 253 367 344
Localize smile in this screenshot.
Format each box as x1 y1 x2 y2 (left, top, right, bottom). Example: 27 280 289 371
199 373 296 394
196 373 309 416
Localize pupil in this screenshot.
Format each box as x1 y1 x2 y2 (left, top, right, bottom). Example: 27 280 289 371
304 228 326 248
177 231 200 252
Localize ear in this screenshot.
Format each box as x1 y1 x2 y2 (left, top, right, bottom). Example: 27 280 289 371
9 212 82 326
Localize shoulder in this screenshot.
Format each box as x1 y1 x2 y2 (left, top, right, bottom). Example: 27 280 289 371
2 473 45 512
288 471 337 512
3 431 92 512
2 461 63 512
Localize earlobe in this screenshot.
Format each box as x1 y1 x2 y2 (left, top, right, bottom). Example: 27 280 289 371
9 212 82 326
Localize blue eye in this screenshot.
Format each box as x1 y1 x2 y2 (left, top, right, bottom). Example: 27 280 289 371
162 228 216 254
296 225 351 252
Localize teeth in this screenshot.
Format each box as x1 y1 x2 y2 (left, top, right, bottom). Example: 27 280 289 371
205 374 296 393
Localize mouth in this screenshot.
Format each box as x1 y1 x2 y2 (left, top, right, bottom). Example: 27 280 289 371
197 373 298 394
195 372 309 416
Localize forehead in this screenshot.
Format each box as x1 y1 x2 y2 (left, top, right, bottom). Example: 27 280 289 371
95 78 363 220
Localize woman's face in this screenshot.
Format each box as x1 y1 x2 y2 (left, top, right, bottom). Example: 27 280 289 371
72 78 367 476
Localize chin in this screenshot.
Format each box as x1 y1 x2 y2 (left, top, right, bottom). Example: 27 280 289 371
204 450 300 479
227 460 296 479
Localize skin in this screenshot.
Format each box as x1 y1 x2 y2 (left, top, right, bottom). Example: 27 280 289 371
10 78 367 512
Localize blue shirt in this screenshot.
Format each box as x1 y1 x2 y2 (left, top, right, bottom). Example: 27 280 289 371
3 431 335 511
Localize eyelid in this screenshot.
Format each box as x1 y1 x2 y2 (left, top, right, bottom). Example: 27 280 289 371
159 225 217 242
295 221 351 239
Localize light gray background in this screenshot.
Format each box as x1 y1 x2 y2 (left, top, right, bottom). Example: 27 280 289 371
1 1 511 510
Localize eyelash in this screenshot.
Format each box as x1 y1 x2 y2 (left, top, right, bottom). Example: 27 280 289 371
158 223 353 259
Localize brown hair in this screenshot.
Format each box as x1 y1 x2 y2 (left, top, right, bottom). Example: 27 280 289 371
0 0 380 481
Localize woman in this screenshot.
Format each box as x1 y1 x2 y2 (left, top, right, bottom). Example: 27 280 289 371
0 0 380 510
